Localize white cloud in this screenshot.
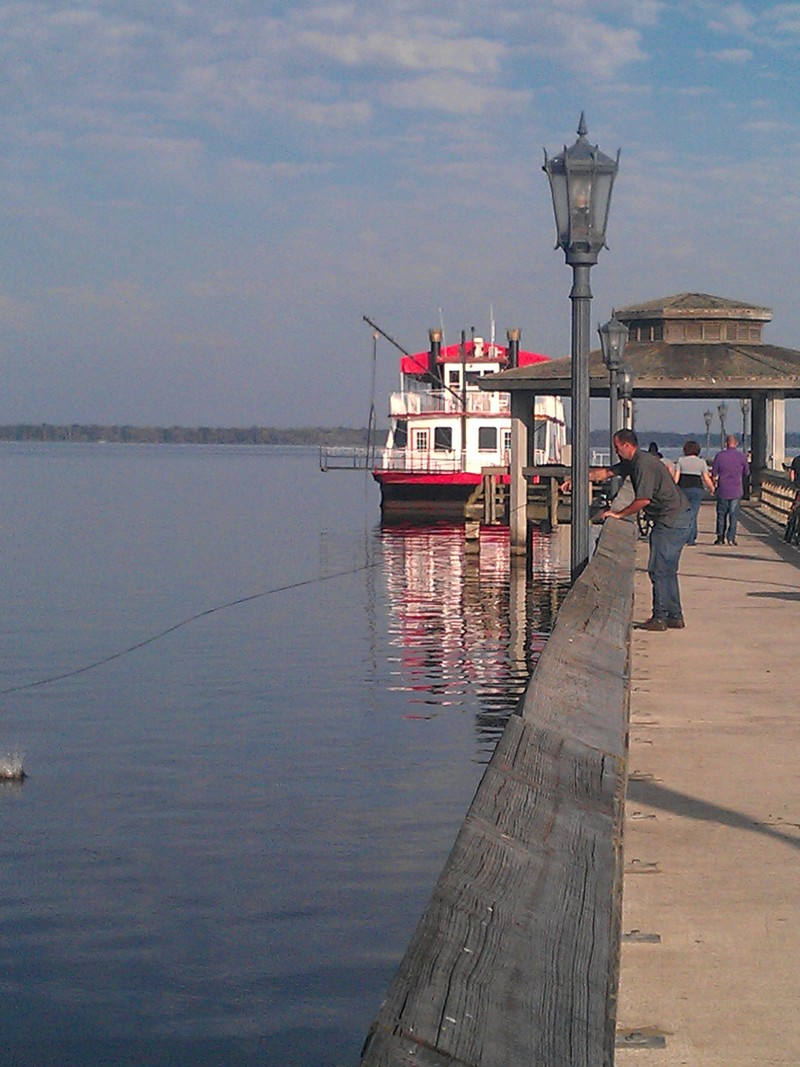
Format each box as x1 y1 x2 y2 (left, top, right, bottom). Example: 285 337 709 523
707 2 758 35
628 0 665 25
379 74 530 115
706 1 800 45
49 281 157 325
741 118 793 132
298 29 505 74
710 46 753 60
542 8 648 80
763 3 800 35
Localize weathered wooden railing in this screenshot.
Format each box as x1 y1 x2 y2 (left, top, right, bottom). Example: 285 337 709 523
360 514 636 1067
758 469 795 524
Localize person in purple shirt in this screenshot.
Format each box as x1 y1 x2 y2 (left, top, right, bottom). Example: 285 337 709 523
711 435 750 545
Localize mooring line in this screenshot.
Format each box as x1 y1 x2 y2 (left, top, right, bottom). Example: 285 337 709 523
0 560 380 697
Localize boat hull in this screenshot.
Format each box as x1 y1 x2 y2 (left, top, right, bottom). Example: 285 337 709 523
373 470 508 518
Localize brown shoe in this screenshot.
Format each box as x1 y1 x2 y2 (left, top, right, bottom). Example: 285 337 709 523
665 617 685 629
637 617 668 631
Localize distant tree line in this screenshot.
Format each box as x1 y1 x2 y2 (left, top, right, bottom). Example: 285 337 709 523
2 423 798 449
588 429 800 448
0 424 372 446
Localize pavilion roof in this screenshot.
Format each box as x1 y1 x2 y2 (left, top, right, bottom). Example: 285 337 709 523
615 293 772 322
481 340 800 399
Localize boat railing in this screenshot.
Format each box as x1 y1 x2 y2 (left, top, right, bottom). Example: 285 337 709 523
389 391 510 416
319 446 374 471
375 450 466 473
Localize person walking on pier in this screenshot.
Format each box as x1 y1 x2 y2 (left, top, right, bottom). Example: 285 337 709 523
565 429 692 631
711 435 749 545
673 439 715 545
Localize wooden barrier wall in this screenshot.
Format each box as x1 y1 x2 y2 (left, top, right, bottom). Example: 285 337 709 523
360 515 636 1067
758 470 795 524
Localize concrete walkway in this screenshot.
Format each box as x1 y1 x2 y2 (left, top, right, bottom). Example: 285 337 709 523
616 502 800 1066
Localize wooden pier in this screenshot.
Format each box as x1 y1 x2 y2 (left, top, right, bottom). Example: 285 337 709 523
616 498 800 1065
361 481 800 1066
361 513 636 1067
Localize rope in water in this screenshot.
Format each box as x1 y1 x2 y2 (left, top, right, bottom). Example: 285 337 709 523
0 560 380 697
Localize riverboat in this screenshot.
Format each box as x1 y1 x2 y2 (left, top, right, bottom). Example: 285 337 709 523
372 333 566 515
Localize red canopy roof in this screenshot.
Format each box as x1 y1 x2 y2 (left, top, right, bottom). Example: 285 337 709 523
400 342 550 375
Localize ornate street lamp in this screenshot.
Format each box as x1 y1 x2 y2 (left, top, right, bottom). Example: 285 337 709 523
544 114 620 579
718 401 728 448
704 409 713 456
740 397 751 452
598 316 628 457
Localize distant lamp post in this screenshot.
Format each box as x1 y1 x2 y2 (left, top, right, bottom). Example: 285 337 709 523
740 397 751 452
544 113 620 580
598 316 628 459
718 401 728 448
619 366 635 429
704 409 713 456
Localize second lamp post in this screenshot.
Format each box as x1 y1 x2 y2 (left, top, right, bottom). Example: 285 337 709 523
544 114 620 580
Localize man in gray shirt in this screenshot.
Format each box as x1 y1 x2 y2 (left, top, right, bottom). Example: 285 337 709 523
587 428 692 631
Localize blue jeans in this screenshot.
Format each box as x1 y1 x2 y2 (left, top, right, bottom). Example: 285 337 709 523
683 486 704 545
716 497 741 543
648 514 691 620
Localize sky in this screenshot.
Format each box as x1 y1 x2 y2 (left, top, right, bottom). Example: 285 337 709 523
3 0 800 432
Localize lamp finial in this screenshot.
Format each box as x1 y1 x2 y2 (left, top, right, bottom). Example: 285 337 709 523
577 111 588 137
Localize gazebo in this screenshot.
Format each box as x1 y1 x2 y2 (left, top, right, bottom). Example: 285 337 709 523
480 293 800 548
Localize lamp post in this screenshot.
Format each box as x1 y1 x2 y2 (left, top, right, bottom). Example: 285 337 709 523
740 397 750 452
704 409 713 456
598 317 628 457
544 114 620 580
718 401 728 449
619 366 635 429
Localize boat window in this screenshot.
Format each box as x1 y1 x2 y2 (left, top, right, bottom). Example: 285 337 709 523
394 420 408 448
434 427 452 451
448 370 460 386
413 429 429 452
503 430 512 454
478 426 497 451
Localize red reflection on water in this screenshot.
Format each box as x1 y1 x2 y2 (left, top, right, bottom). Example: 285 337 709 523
378 522 570 756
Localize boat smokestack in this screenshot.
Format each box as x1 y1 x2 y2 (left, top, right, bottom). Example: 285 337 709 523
428 328 442 380
507 328 521 369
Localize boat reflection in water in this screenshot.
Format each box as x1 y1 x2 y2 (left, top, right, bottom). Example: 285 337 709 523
379 522 572 761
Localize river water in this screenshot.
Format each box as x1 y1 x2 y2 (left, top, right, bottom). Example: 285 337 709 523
0 443 570 1066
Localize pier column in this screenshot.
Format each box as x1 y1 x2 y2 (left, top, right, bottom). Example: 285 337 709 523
510 391 533 554
767 395 786 470
751 394 767 474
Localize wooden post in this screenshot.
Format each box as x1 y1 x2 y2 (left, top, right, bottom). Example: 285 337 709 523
465 519 480 554
510 391 533 555
548 474 559 527
767 394 786 471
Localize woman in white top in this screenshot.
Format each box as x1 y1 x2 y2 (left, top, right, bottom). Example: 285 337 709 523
673 439 715 545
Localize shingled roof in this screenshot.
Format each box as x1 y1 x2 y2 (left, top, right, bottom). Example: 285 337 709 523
614 293 772 322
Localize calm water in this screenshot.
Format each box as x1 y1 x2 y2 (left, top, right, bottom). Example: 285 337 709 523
0 443 570 1066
